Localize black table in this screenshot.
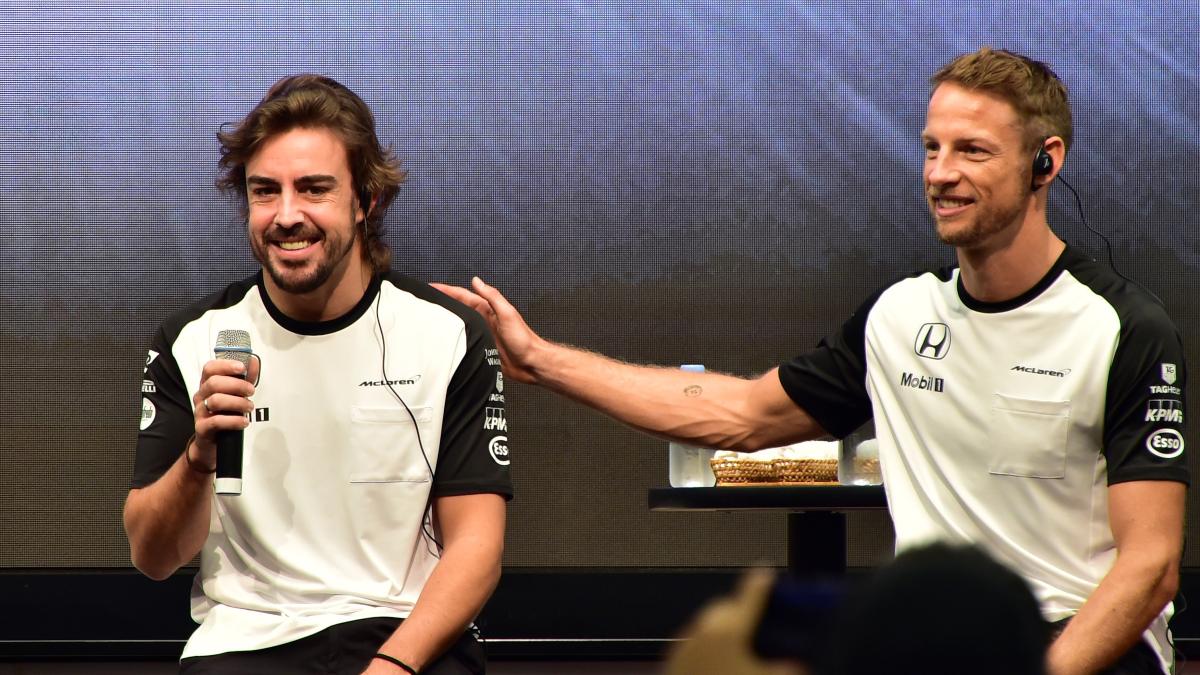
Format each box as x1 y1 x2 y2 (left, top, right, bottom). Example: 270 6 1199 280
648 485 888 574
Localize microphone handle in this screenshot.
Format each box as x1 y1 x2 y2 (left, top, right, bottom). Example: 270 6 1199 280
215 429 244 495
212 358 248 496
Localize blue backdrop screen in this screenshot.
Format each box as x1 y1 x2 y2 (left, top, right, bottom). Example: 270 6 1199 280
2 2 1196 567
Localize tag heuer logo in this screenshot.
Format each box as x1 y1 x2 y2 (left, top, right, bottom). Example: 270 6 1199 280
1162 363 1177 385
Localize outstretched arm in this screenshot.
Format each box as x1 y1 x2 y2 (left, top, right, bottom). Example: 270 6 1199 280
432 278 825 450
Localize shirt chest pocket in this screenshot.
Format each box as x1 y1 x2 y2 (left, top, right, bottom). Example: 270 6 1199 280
349 405 436 483
986 393 1071 479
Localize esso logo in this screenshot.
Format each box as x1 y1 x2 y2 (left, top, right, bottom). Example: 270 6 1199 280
1146 429 1185 459
488 435 510 466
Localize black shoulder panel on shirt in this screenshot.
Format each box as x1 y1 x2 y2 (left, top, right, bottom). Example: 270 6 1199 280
157 274 261 347
382 272 495 343
778 268 935 439
383 272 514 499
1061 249 1189 485
131 275 260 488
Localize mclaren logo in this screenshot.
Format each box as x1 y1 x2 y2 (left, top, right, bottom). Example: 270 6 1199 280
914 323 950 360
359 377 419 387
1011 365 1071 378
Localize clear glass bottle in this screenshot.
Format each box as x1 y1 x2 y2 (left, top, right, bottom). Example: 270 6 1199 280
838 421 881 485
668 364 716 487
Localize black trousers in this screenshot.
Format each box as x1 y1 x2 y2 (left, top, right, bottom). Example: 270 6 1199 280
179 617 485 675
1099 639 1166 675
1051 620 1166 675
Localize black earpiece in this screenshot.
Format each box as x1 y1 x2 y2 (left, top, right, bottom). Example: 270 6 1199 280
1031 146 1053 189
357 190 376 231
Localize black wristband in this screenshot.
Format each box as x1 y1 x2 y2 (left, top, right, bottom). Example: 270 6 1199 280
373 653 418 674
183 436 216 475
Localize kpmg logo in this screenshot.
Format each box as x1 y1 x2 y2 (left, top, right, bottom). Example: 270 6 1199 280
1146 399 1184 424
484 407 508 431
914 323 951 360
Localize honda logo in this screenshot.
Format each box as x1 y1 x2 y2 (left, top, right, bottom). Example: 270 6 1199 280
914 323 951 360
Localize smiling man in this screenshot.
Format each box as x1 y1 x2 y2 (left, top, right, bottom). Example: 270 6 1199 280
124 75 511 675
437 48 1187 674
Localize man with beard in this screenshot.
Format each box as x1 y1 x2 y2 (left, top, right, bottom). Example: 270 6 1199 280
125 75 511 675
436 48 1187 675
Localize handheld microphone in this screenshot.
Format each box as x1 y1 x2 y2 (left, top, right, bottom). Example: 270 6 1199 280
214 329 252 495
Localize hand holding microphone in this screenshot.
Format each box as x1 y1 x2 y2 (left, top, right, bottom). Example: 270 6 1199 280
189 330 259 495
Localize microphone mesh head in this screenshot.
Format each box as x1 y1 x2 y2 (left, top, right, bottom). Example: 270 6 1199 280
215 329 253 367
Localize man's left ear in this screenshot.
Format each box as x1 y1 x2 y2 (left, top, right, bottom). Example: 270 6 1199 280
359 190 377 219
1032 137 1066 190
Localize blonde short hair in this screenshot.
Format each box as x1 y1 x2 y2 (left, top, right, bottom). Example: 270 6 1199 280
931 47 1072 152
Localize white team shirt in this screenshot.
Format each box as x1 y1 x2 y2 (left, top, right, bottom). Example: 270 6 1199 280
134 272 512 658
780 247 1187 672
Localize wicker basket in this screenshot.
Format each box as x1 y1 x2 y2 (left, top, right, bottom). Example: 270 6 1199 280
710 457 776 484
856 458 881 476
773 458 838 483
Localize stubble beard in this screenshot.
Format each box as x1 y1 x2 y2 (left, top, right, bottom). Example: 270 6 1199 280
932 190 1028 250
935 208 1015 248
932 162 1038 248
253 222 359 295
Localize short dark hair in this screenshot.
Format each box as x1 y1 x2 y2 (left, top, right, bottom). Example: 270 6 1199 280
825 543 1048 675
217 74 405 274
932 47 1073 153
